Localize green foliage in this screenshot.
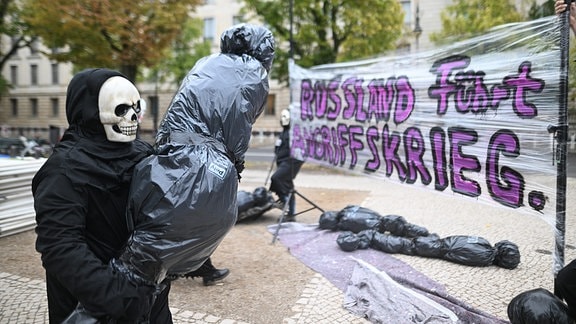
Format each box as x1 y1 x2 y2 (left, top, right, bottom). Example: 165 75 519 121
21 0 202 82
0 0 35 96
144 18 211 88
430 0 524 44
242 0 404 84
157 18 211 86
527 0 556 19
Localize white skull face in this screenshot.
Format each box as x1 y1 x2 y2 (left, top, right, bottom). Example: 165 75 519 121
280 109 290 127
98 76 145 142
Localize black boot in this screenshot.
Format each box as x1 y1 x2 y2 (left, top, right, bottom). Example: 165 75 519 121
202 268 230 286
184 258 229 286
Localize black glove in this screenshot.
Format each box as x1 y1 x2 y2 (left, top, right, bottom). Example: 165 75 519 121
122 284 158 322
110 258 161 323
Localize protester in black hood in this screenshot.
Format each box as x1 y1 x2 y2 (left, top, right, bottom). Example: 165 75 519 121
118 23 275 284
32 68 170 323
269 108 304 222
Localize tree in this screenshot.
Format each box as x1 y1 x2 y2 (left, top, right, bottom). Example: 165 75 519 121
148 18 211 88
0 0 35 95
430 0 524 45
527 0 555 19
21 0 201 82
242 0 404 84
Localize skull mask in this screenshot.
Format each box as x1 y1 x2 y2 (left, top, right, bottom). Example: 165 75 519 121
98 76 145 142
280 109 290 127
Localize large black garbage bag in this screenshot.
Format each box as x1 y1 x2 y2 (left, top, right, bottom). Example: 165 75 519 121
337 230 377 252
442 236 496 267
252 187 270 205
507 288 573 324
370 232 415 255
237 187 274 222
319 211 340 230
379 214 429 237
413 234 448 258
237 190 255 213
493 240 521 269
115 24 275 285
337 205 382 233
337 231 364 252
402 223 430 238
378 214 407 236
356 230 376 249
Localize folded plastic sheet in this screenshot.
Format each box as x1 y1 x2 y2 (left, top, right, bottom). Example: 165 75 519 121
344 258 459 323
116 23 275 285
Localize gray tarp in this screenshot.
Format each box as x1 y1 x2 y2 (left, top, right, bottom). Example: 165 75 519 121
344 258 458 323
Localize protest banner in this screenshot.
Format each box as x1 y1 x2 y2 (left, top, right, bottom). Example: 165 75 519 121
288 15 570 271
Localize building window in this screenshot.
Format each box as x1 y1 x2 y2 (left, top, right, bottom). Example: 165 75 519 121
51 63 59 84
30 98 38 117
203 18 215 43
401 1 411 26
51 98 59 117
264 94 276 116
10 99 18 116
10 65 18 85
31 64 38 85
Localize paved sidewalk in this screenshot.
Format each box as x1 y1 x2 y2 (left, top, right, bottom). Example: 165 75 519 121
0 270 367 324
1 166 575 323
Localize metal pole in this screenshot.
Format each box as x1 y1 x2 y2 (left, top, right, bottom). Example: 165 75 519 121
555 0 571 275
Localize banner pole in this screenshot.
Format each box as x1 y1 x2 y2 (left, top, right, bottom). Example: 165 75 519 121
555 0 572 275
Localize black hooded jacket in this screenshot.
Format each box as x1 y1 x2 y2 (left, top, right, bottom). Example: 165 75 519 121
32 68 158 323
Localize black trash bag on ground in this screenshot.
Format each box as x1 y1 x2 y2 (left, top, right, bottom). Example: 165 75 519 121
252 187 270 205
507 288 573 324
117 24 275 284
236 187 274 222
370 232 415 255
413 234 448 258
319 211 340 230
378 215 408 236
337 230 375 252
237 190 255 213
337 231 363 252
337 205 382 233
356 229 376 249
403 223 430 238
442 236 496 267
493 240 521 269
379 214 429 238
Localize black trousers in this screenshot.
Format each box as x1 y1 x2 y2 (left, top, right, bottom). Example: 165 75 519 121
186 257 215 277
269 159 303 216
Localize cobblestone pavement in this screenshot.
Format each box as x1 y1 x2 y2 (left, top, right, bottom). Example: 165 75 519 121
0 271 367 324
2 165 576 323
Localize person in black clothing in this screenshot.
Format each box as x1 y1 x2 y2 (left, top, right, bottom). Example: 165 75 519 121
269 109 304 222
32 68 172 323
555 259 576 320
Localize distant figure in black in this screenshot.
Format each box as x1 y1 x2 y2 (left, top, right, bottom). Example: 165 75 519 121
269 109 303 222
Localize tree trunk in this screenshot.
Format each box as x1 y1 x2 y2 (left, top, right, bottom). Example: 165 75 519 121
119 65 138 83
